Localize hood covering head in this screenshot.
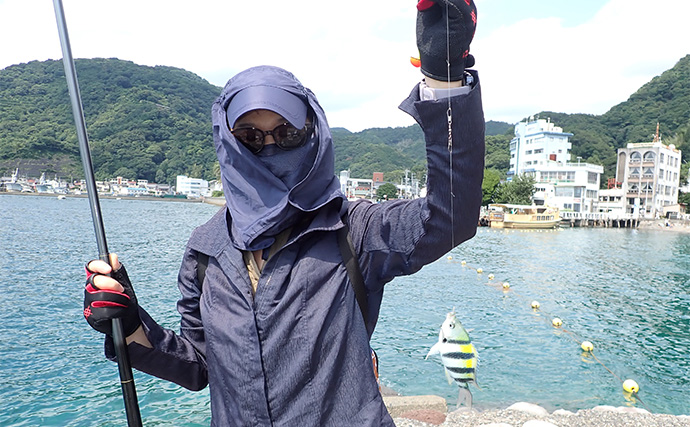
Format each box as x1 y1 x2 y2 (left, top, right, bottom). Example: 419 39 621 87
226 85 307 130
212 65 345 251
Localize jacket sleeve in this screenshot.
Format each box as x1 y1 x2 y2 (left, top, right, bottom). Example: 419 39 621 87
104 247 209 391
349 72 485 291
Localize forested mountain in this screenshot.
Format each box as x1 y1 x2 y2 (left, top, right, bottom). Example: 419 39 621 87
0 58 219 183
1 55 689 186
535 55 690 181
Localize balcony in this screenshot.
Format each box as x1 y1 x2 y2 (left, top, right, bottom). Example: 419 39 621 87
627 190 654 198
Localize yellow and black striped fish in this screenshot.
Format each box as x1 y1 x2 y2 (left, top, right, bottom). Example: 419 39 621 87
426 310 479 389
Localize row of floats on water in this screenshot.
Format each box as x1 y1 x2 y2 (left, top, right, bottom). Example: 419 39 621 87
442 256 645 409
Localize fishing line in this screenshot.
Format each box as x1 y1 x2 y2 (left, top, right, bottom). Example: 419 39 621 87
446 0 455 249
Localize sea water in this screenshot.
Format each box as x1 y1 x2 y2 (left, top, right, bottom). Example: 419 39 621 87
0 194 688 426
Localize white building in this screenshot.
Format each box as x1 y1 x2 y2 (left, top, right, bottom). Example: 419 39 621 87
507 118 603 213
339 170 373 200
598 188 626 217
176 175 210 198
121 186 149 197
531 161 604 213
508 118 573 179
615 140 682 218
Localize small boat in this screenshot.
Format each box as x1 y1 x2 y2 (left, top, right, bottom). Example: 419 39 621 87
488 204 560 229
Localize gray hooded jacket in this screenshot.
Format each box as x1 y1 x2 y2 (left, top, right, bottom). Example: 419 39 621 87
107 67 485 426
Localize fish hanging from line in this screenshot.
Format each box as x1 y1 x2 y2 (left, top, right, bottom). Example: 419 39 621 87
426 309 479 409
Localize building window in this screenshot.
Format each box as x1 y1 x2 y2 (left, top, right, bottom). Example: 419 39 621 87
660 153 665 163
630 152 641 163
534 149 544 154
555 187 573 197
588 172 598 184
526 150 533 155
643 151 655 162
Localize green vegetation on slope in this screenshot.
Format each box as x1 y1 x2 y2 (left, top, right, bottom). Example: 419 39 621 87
0 58 219 184
1 55 689 188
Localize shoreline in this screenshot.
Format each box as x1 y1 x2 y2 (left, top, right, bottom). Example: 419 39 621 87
0 190 204 203
636 218 690 233
385 398 690 426
6 190 690 233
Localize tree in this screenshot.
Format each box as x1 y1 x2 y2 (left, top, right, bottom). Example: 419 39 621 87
482 169 501 206
678 191 690 206
376 183 399 201
494 174 536 205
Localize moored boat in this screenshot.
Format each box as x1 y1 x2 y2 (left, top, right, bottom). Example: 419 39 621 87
488 204 560 229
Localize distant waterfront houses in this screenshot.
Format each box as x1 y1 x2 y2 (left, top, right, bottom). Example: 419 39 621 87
0 170 195 197
339 170 374 200
339 170 422 200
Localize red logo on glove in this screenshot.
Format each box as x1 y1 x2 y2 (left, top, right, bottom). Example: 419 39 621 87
417 0 435 11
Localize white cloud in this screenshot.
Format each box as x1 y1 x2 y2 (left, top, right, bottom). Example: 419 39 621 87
475 0 690 124
1 0 688 131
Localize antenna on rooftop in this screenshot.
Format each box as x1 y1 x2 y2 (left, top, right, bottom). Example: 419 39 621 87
653 122 661 143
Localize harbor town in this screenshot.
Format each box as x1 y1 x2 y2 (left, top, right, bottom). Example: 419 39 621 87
5 118 688 231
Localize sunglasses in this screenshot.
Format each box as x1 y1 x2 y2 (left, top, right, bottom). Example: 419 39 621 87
231 122 311 154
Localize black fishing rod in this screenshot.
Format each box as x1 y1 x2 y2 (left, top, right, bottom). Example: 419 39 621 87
52 1 142 425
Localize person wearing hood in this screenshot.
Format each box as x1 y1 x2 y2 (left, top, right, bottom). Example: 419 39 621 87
82 1 484 425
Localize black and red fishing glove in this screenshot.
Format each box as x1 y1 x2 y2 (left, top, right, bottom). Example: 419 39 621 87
416 0 477 81
83 263 141 337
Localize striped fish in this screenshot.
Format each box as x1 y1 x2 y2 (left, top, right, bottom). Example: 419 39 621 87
426 310 479 390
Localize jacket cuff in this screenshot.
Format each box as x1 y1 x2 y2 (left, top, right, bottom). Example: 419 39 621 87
399 70 480 127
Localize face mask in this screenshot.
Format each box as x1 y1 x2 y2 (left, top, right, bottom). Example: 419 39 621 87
256 137 318 188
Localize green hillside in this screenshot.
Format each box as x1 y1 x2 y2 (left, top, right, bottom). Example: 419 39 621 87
1 55 689 186
535 55 690 181
0 58 219 184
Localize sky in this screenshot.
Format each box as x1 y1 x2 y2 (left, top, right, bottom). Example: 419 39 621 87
0 0 688 132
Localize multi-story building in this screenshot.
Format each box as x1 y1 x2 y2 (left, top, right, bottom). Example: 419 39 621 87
176 175 210 198
508 118 572 179
508 118 603 213
531 161 604 213
615 139 681 218
339 170 374 200
597 188 626 217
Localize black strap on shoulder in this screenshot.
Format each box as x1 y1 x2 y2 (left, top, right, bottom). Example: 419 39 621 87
337 216 368 326
197 252 209 289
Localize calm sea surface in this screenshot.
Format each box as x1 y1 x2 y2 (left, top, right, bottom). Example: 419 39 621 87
1 194 688 425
